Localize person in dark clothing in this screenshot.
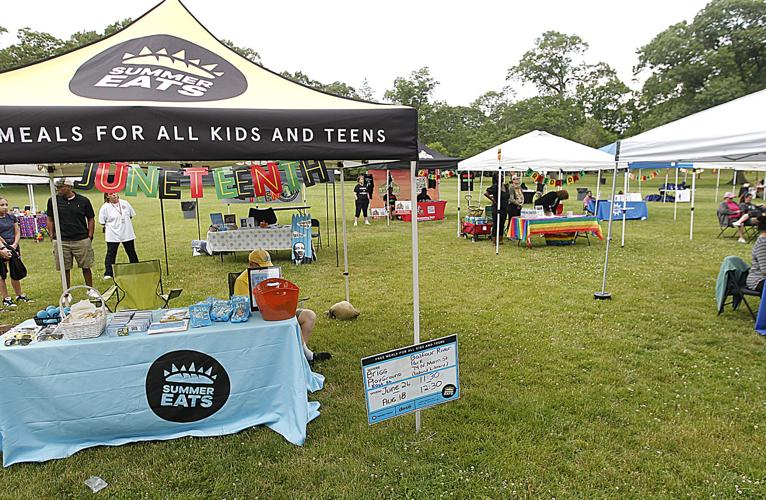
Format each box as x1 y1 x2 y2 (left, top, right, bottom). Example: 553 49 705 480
384 187 397 220
536 189 569 215
353 175 371 226
484 175 510 244
46 178 96 293
417 188 431 202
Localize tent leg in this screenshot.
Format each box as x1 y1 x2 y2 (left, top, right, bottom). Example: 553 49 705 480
690 168 696 241
596 144 621 300
620 170 628 248
340 166 350 302
48 173 68 293
714 169 721 203
495 169 502 255
386 168 390 227
663 172 669 203
673 169 679 221
409 159 422 432
160 198 169 275
333 174 339 267
325 181 330 249
195 199 201 240
456 172 462 236
594 168 602 218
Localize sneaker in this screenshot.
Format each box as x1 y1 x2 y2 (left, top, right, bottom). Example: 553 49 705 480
309 352 332 366
103 275 113 281
739 237 747 243
353 220 358 227
2 297 15 308
364 220 370 225
15 294 33 304
733 221 742 227
87 289 101 300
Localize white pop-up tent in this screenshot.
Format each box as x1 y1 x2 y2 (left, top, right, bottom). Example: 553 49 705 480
0 171 51 212
596 88 766 299
457 130 616 254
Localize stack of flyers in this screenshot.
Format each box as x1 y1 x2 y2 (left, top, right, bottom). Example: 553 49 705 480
107 312 133 336
160 308 189 323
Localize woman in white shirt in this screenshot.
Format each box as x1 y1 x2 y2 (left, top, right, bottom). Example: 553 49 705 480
98 193 139 279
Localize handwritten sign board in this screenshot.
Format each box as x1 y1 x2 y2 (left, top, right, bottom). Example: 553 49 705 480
361 335 459 425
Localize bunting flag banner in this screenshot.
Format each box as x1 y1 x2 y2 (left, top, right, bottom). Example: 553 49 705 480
524 168 586 186
628 170 661 181
74 161 332 200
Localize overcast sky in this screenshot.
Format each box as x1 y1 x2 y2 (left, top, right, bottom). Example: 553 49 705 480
1 0 712 105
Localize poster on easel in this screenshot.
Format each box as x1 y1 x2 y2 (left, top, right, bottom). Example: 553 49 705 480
291 214 314 264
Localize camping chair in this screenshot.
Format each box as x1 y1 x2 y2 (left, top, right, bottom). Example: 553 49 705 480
108 260 182 311
311 218 322 249
716 255 760 319
717 207 738 238
227 272 241 298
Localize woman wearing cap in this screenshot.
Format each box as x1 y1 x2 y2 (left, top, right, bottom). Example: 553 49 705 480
507 175 525 220
720 192 748 243
98 192 139 279
233 250 331 365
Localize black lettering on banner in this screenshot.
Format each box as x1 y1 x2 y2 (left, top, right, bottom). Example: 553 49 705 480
159 169 182 199
233 166 255 197
299 160 329 187
74 163 98 190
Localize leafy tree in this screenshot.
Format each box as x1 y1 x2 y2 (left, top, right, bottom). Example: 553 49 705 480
507 31 588 97
384 67 438 109
358 78 375 101
575 62 634 135
635 0 766 129
280 70 359 98
221 39 261 64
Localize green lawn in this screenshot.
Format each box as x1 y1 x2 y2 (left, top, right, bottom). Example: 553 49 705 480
1 172 765 498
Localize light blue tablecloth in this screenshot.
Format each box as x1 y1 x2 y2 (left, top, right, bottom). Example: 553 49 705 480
588 200 649 221
0 314 324 466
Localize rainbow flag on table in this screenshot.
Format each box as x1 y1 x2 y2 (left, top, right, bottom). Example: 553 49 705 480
509 215 603 247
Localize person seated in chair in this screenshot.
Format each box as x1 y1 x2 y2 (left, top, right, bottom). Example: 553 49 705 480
536 189 569 216
747 215 766 292
416 188 431 202
740 193 763 223
582 190 594 213
720 192 749 243
233 249 331 365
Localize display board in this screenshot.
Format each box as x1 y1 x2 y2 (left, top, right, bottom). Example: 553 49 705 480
361 335 459 424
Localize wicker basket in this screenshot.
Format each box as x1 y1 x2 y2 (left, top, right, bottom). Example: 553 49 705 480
57 286 106 340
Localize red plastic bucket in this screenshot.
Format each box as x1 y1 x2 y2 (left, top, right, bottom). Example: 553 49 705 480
253 278 299 321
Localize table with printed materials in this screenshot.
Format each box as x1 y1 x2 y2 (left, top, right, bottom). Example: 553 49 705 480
0 313 324 467
509 215 603 248
206 226 292 253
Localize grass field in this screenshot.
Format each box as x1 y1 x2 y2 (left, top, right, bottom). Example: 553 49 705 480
1 172 765 498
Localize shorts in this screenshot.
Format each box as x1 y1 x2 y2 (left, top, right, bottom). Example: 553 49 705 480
53 238 94 271
0 245 22 280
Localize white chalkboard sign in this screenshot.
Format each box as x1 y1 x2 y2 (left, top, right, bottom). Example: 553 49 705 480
361 335 459 425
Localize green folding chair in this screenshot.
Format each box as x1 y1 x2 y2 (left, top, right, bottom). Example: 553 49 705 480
107 260 182 311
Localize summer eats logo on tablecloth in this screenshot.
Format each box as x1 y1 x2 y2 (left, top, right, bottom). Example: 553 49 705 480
70 35 247 102
146 350 231 423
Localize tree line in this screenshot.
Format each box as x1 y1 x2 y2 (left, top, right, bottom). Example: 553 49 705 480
1 0 764 158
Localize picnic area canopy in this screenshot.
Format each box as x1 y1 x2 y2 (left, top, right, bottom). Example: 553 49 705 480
0 0 417 164
457 130 615 172
617 88 766 164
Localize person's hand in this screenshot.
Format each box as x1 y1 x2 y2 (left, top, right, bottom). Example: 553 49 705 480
0 248 11 260
89 235 94 240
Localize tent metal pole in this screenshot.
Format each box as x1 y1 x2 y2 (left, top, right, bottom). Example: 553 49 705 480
195 199 201 240
456 170 461 236
159 198 169 275
325 181 330 249
340 166 350 302
409 159 422 433
690 168 696 241
48 171 68 293
620 170 628 248
638 169 642 198
673 168 679 221
663 172 669 203
495 169 502 255
596 143 621 300
332 173 339 267
595 169 602 216
714 169 721 203
386 168 390 227
28 184 36 213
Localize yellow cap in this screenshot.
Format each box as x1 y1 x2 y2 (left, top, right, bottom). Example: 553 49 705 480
248 249 272 268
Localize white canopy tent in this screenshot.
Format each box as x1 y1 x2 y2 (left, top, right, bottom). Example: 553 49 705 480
0 171 51 212
457 130 616 254
597 88 766 299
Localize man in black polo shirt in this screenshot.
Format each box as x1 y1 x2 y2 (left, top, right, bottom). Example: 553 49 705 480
46 179 96 292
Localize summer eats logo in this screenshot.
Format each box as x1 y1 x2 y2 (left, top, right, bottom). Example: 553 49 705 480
70 35 247 102
146 350 231 423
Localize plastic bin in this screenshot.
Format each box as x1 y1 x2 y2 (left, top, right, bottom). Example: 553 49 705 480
253 278 299 321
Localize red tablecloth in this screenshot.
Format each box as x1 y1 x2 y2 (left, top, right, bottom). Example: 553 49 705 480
398 201 447 222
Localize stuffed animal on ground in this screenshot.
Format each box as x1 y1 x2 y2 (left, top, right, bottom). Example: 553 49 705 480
327 301 360 320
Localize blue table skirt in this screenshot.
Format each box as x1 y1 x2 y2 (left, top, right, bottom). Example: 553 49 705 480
0 314 324 466
588 200 649 221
